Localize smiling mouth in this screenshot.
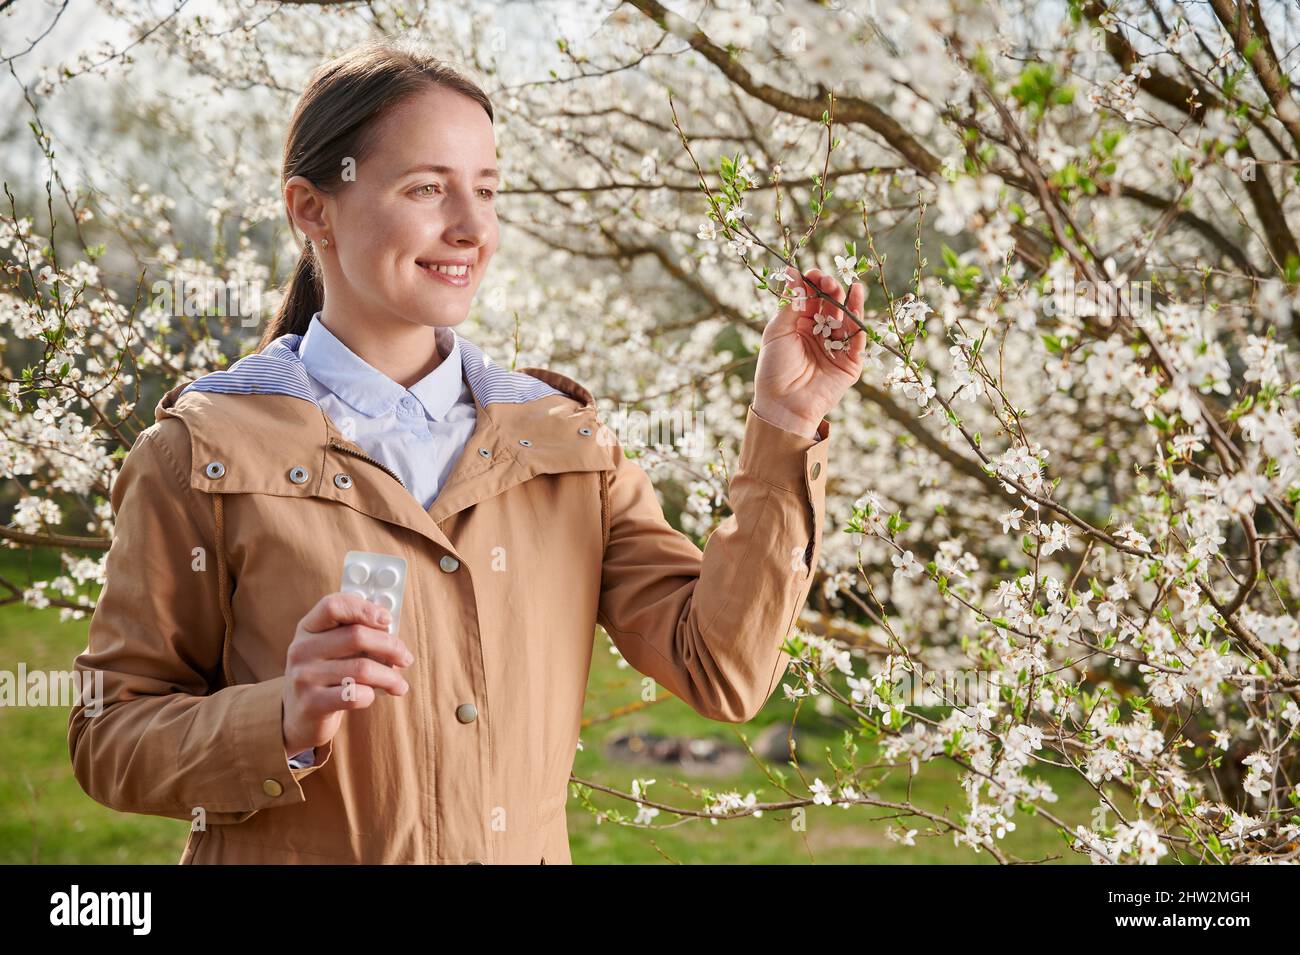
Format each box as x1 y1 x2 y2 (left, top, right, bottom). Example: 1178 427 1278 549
417 261 473 286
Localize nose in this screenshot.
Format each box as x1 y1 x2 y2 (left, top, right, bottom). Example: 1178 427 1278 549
442 187 494 248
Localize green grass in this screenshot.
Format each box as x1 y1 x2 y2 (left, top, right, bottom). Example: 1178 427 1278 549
0 548 191 863
567 635 1110 864
0 548 1106 864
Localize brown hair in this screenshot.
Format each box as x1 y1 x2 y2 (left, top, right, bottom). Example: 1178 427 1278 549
259 37 494 350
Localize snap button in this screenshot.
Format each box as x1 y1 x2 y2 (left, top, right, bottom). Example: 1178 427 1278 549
518 438 532 447
204 461 226 479
333 473 353 490
578 427 593 436
439 555 460 573
288 466 310 484
478 447 491 458
810 462 821 479
456 702 478 723
262 778 283 797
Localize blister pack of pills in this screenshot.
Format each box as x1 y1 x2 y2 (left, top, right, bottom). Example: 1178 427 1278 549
340 550 408 635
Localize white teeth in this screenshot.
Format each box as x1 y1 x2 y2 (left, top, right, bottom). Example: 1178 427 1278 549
422 263 469 276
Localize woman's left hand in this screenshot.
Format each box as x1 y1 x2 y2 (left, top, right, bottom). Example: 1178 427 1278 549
752 267 866 438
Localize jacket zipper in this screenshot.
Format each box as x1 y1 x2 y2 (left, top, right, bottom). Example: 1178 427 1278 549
328 438 408 489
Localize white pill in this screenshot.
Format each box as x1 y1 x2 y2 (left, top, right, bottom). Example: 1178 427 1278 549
340 550 406 638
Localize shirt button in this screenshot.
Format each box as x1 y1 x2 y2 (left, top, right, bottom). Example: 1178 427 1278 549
262 778 283 797
401 395 417 410
456 703 478 723
439 555 460 573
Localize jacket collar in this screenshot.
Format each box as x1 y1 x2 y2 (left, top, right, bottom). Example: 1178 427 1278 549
154 329 616 537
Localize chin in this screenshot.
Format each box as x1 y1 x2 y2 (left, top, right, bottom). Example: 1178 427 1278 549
412 302 469 328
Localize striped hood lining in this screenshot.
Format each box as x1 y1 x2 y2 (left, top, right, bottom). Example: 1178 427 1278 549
179 331 568 408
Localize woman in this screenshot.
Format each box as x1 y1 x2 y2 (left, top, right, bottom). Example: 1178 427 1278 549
67 37 865 864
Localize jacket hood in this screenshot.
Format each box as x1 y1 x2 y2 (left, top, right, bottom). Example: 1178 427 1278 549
156 329 596 417
149 330 616 527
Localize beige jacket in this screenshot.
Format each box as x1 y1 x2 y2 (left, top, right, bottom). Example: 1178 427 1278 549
67 331 831 863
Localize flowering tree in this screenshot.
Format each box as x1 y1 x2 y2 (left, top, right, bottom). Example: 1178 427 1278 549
4 0 1300 863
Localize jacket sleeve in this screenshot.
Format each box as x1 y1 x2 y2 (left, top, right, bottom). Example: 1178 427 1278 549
595 403 830 723
67 419 332 825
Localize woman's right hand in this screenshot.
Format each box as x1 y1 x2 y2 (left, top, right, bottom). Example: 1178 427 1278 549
281 592 414 758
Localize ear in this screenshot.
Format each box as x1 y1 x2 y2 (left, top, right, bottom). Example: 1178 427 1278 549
284 175 331 239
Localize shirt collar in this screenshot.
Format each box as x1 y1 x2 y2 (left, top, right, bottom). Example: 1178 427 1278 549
298 310 466 421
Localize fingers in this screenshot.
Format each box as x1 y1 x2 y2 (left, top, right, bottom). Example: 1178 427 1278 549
297 681 377 715
289 651 411 721
784 268 820 330
789 267 853 318
305 623 413 668
301 656 410 698
806 271 847 342
299 591 391 635
848 277 864 314
841 280 864 336
835 282 868 364
809 270 844 311
805 273 867 366
809 270 844 320
288 592 414 716
822 271 847 310
786 266 868 366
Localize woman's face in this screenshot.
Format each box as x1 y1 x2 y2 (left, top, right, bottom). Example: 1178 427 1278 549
295 84 500 331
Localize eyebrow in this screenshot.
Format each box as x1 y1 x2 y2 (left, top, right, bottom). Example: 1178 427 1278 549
400 163 500 181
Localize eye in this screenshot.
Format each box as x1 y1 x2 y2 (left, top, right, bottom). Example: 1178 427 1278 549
411 183 442 198
477 188 496 200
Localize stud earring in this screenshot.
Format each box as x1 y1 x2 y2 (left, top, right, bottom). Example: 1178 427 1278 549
320 236 330 248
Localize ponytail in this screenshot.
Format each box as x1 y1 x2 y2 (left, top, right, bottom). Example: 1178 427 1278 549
258 242 322 350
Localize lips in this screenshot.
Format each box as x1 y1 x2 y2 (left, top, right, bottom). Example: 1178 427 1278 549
417 260 473 287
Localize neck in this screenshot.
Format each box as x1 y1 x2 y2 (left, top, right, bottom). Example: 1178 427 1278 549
317 304 451 389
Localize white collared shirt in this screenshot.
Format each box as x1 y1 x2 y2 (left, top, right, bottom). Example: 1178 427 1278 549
297 310 478 512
